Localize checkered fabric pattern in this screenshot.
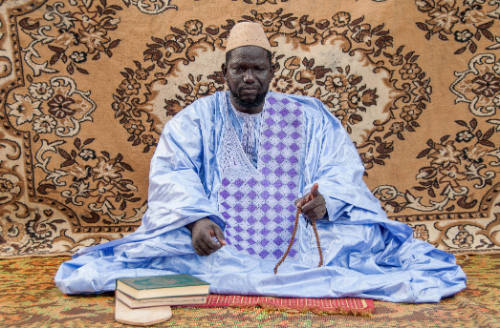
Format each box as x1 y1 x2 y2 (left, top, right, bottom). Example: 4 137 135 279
218 95 304 260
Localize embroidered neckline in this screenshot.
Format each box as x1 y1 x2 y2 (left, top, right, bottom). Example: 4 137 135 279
225 93 265 171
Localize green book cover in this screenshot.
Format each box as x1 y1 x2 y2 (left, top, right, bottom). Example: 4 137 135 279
118 274 209 291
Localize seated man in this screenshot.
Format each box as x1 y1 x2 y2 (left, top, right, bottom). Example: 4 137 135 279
55 22 466 303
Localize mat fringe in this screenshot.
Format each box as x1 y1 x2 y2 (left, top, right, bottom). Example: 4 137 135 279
185 303 373 317
177 295 374 317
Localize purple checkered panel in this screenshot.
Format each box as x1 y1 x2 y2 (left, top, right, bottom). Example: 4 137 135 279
218 95 304 260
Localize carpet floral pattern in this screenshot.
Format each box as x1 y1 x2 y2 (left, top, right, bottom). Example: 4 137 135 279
0 255 498 327
0 0 499 257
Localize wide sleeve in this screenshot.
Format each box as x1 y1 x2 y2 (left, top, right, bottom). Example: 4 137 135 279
140 98 225 234
302 98 412 242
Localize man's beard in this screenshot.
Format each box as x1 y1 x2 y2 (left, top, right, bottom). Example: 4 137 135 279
230 87 268 110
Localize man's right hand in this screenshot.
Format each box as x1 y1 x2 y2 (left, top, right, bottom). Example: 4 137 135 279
187 218 226 256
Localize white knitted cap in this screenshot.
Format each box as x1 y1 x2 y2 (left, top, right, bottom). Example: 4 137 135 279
226 22 271 52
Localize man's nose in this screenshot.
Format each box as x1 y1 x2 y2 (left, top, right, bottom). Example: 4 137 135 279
243 70 256 83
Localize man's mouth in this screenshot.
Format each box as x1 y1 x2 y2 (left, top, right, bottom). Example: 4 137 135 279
240 88 258 96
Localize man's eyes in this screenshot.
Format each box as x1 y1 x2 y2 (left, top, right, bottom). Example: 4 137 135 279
231 66 265 72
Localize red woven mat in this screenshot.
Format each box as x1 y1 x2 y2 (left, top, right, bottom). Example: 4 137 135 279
176 294 374 316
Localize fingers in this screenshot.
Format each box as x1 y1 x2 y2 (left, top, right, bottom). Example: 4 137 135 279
193 244 208 256
193 236 208 256
301 196 326 220
295 197 306 209
296 184 320 210
303 208 326 221
197 236 217 256
194 237 216 256
310 183 319 199
192 223 225 256
213 226 226 246
301 195 325 212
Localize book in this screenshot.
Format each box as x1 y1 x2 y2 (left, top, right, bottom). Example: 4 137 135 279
116 274 210 300
115 289 208 308
114 297 172 326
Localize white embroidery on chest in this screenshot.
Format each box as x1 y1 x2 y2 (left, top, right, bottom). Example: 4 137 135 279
235 110 260 166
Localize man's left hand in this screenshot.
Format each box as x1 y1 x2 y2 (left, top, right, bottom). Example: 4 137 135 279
295 183 327 221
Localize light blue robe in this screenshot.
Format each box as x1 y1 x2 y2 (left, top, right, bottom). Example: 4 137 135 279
55 91 466 303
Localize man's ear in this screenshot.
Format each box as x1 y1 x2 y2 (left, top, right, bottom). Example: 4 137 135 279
221 63 227 76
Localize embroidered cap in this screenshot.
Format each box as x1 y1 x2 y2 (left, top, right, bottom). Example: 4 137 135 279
226 22 271 52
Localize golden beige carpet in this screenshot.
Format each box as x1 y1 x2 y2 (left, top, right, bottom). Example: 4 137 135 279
1 254 498 327
0 0 499 257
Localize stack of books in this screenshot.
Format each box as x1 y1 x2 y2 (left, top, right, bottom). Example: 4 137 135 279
114 274 210 326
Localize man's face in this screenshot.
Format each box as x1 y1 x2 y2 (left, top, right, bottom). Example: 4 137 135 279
222 46 273 113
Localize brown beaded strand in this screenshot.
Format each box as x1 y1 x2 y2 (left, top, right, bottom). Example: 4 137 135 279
273 207 301 274
273 207 324 274
311 219 323 266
